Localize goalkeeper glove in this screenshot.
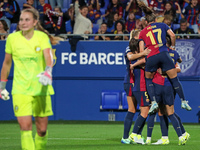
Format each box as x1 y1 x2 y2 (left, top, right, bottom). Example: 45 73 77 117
0 80 10 100
37 66 52 86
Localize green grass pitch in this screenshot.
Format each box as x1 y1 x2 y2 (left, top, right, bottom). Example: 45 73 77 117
0 121 199 150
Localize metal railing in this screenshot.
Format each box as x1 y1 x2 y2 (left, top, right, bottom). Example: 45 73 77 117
0 33 200 41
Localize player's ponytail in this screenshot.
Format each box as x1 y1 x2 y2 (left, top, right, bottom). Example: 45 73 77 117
21 8 63 45
129 38 139 54
35 22 63 45
130 29 141 40
137 0 156 23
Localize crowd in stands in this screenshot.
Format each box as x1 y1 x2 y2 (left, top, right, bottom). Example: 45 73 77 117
0 0 200 41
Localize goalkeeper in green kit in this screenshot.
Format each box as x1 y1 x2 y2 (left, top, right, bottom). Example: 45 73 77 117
0 8 62 150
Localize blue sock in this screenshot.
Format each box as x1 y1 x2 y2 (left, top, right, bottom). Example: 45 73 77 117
168 113 182 137
133 115 146 134
147 113 156 137
159 115 168 136
174 113 185 134
123 112 135 139
138 117 146 135
145 78 156 102
170 77 185 101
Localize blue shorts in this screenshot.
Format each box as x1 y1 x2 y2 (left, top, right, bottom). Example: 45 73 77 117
124 83 134 96
145 51 175 72
133 91 150 107
154 83 174 106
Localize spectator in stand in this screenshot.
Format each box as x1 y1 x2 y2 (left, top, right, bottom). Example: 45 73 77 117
135 18 143 30
182 0 200 33
113 20 129 40
0 2 4 19
163 14 173 27
71 0 87 7
174 2 182 23
149 0 166 16
69 0 92 52
120 0 129 9
0 19 8 40
138 16 147 29
0 0 14 30
107 11 119 32
174 18 196 39
94 22 111 40
37 0 52 31
87 0 102 24
197 25 200 38
104 0 123 20
125 0 143 21
65 5 74 34
125 11 136 32
48 6 71 35
23 0 35 9
49 0 63 10
11 0 20 23
164 2 176 21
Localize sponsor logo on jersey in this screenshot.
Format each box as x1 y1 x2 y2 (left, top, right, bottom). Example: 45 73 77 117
35 46 41 53
176 41 195 73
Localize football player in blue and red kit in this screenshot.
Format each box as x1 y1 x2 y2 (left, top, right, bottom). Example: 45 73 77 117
137 1 192 115
123 32 150 145
121 30 150 144
146 36 190 145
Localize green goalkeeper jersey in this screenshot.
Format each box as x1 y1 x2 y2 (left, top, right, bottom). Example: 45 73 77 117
5 30 54 96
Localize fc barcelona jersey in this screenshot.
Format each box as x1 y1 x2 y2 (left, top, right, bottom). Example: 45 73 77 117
139 22 170 58
124 46 134 84
132 61 146 91
153 48 181 86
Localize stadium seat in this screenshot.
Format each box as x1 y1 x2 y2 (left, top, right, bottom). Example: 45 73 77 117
122 91 128 109
101 90 122 110
10 23 17 33
100 8 106 15
63 0 71 9
172 24 180 31
92 23 99 34
62 8 68 13
17 0 26 9
103 0 109 9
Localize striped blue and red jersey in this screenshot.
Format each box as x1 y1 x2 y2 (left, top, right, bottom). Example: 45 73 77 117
125 20 136 33
150 0 165 15
124 46 134 84
153 48 181 86
139 22 170 58
182 5 200 25
132 60 146 91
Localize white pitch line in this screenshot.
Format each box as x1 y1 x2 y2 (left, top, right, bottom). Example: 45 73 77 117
0 137 198 143
48 138 106 140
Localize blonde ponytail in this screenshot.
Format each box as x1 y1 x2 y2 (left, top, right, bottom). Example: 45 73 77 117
129 29 141 40
35 22 63 45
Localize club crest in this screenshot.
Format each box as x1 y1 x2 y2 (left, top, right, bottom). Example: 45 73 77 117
176 41 195 73
35 46 41 53
15 105 18 112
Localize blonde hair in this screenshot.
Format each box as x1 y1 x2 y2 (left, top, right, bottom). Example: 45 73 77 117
21 8 63 45
129 29 141 41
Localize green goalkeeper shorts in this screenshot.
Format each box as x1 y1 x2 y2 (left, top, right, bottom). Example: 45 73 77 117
12 94 53 117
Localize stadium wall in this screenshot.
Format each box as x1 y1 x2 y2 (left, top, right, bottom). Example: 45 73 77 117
0 40 199 123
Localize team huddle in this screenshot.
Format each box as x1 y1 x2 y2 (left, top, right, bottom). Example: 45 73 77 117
121 0 192 146
0 0 193 149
